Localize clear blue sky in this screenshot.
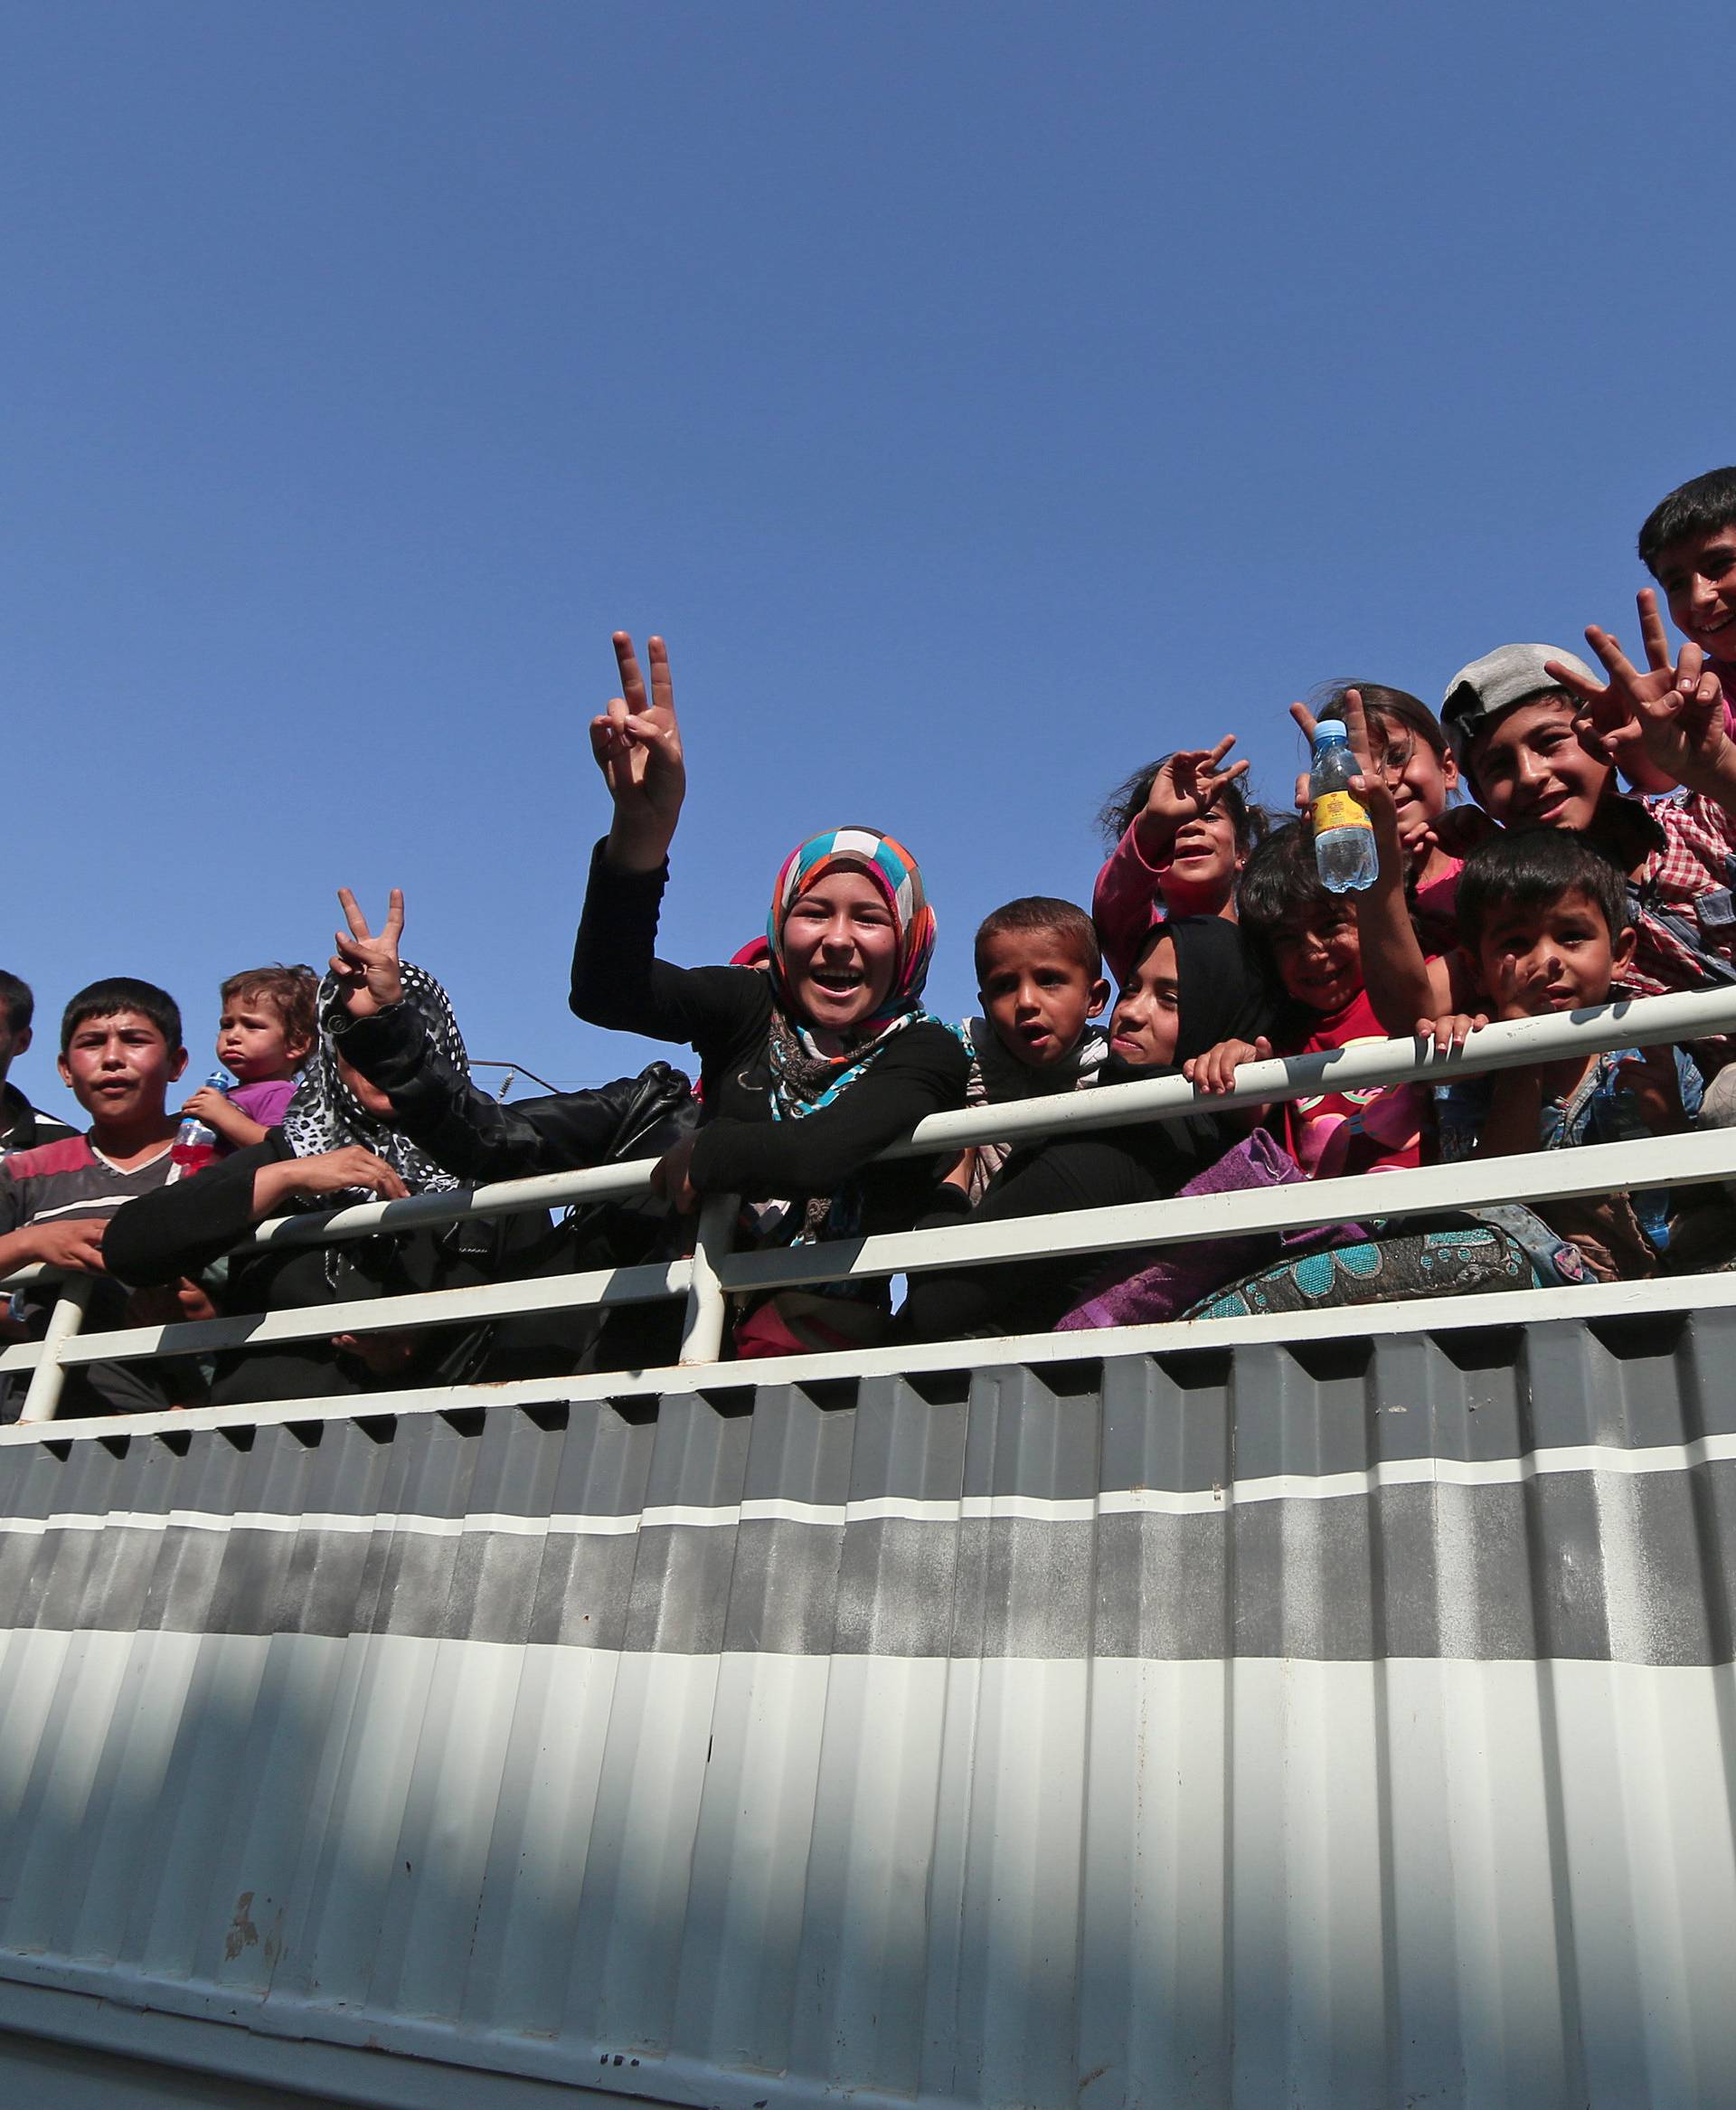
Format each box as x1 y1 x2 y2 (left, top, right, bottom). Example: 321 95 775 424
5 0 1731 1111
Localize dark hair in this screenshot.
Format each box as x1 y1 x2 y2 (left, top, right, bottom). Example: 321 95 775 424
0 971 33 1038
1235 821 1333 933
1455 828 1630 951
1638 466 1736 575
60 978 183 1055
221 964 318 1053
1096 757 1269 854
1314 681 1450 762
975 897 1101 982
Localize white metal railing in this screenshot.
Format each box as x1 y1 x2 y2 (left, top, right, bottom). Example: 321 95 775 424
6 983 1736 1424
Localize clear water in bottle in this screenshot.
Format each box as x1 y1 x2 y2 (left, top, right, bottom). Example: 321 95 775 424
1310 720 1378 894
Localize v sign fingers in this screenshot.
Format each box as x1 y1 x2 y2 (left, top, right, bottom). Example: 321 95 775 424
331 887 406 1017
1638 588 1675 673
597 632 687 872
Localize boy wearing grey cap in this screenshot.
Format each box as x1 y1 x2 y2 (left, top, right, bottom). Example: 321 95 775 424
1439 636 1736 1058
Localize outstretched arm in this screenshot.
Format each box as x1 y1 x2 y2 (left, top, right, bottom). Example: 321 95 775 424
1291 691 1458 1036
104 1139 410 1286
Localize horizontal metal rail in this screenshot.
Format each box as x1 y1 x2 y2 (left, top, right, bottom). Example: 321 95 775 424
6 983 1736 1418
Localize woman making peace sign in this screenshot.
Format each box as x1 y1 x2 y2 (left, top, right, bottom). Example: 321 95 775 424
570 632 969 1354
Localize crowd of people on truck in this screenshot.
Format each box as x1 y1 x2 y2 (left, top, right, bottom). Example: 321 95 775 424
7 463 1736 1415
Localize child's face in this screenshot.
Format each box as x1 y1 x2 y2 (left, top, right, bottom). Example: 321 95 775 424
779 869 900 1035
218 998 309 1083
1655 525 1736 671
1473 888 1636 1019
1108 933 1180 1067
1467 696 1613 833
1269 903 1362 1014
976 930 1109 1071
1366 714 1458 829
57 1010 186 1126
1152 800 1244 911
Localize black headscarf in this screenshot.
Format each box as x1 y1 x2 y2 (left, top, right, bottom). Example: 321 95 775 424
1101 914 1273 1086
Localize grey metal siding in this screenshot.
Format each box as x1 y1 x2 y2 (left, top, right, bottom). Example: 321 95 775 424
0 1310 1731 2105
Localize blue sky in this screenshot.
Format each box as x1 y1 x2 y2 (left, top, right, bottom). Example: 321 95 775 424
5 0 1731 1111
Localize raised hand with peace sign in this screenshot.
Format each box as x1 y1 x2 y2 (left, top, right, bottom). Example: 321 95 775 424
1545 591 1734 805
1132 736 1251 857
590 631 685 872
330 887 405 1018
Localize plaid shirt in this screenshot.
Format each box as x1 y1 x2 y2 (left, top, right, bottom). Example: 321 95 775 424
1620 790 1736 1002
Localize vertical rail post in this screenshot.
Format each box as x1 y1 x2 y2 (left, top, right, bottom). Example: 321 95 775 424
18 1275 95 1424
678 1191 738 1366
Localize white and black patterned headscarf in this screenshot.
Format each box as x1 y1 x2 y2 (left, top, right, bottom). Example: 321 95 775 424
279 966 467 1202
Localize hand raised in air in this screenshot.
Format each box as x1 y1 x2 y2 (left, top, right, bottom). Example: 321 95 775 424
1547 591 1727 791
590 632 685 867
1134 737 1250 856
331 888 406 1017
1289 691 1376 814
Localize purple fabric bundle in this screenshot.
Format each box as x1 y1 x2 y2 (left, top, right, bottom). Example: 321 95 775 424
1057 1128 1310 1331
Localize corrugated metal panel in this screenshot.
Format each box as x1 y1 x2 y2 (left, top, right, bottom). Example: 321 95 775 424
1 1309 1734 2106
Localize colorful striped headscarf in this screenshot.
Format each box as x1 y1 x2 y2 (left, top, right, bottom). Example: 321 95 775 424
760 827 939 1178
766 826 937 1027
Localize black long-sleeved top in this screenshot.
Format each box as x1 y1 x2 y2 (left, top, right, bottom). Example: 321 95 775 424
897 1073 1234 1340
328 998 697 1183
104 1132 559 1405
570 842 969 1235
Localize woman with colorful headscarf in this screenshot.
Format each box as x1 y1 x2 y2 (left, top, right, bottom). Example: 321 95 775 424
571 632 968 1342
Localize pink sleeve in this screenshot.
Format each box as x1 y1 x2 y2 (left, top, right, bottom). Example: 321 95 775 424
227 1078 298 1128
1091 824 1165 987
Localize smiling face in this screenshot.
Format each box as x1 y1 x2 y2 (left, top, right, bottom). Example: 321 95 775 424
1153 798 1245 916
779 867 901 1038
1269 901 1363 1015
218 997 310 1083
1467 695 1614 833
57 1010 187 1133
1108 933 1181 1067
1654 525 1736 673
977 929 1109 1071
1365 711 1458 829
1473 887 1635 1019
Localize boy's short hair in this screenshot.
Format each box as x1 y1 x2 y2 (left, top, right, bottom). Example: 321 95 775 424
60 978 183 1055
1638 466 1736 574
1439 644 1598 771
1096 756 1269 854
221 963 318 1052
0 971 33 1038
1455 828 1631 952
975 897 1101 983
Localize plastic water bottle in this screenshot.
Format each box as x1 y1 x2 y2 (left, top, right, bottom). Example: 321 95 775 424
172 1069 231 1162
1310 719 1378 894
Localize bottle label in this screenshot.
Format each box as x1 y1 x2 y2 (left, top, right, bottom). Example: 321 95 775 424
1313 790 1368 833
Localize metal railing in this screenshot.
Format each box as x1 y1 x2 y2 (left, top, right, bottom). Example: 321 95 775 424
6 983 1736 1424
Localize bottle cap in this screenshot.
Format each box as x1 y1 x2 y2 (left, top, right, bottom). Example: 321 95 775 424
1314 719 1347 743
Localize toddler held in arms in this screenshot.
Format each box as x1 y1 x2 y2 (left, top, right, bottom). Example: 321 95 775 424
179 965 317 1153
